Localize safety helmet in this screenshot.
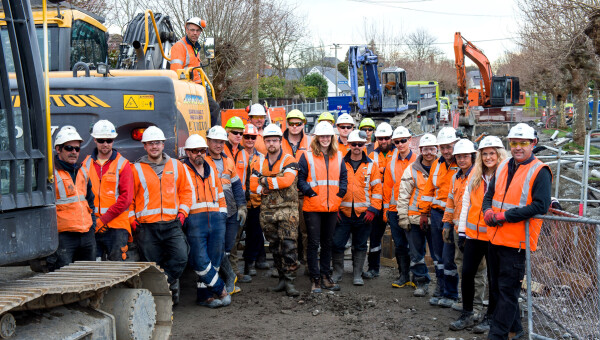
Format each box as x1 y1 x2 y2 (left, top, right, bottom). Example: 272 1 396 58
392 126 411 139
453 139 477 155
206 125 228 141
263 124 283 138
437 127 459 145
478 136 504 150
317 111 335 123
184 134 208 149
141 126 166 142
507 123 536 140
54 126 83 147
419 133 437 147
248 103 267 116
243 123 259 136
225 116 245 130
374 122 393 137
186 17 206 29
336 114 355 126
287 109 306 123
314 121 336 136
91 120 117 139
359 118 376 129
347 130 367 143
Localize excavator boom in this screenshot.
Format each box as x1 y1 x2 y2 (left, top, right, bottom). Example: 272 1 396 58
454 32 494 108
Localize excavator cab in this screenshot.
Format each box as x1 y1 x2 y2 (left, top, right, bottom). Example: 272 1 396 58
490 75 521 107
381 67 408 112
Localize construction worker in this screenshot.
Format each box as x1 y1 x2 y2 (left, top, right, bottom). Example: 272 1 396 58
47 126 96 271
384 126 417 288
181 134 230 308
317 111 336 126
359 118 376 154
204 125 248 293
169 17 220 126
364 122 395 279
248 103 268 154
250 124 301 297
82 120 133 262
418 126 460 307
336 113 355 156
224 116 245 160
129 126 192 305
281 109 311 266
451 136 508 332
482 123 551 340
298 121 347 293
397 133 438 297
332 130 382 286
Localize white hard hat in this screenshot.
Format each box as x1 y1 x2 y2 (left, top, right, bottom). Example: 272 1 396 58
263 124 283 138
54 126 83 147
392 126 411 139
248 103 267 116
184 134 208 149
314 121 336 136
453 139 476 155
507 123 536 140
206 125 228 141
186 17 206 29
478 136 504 150
419 133 437 147
336 114 355 126
141 126 166 142
374 122 393 137
91 120 117 139
437 127 459 145
347 130 367 143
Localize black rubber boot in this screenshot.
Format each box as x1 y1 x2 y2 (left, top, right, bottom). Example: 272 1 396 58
331 252 345 283
269 270 286 292
283 272 300 297
220 255 239 294
169 279 180 306
353 251 367 286
392 254 413 288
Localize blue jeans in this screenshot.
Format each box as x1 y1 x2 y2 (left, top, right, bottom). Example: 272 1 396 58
96 228 129 261
224 213 239 254
185 212 226 301
332 213 371 254
388 211 409 273
406 224 431 283
429 208 445 293
442 229 458 299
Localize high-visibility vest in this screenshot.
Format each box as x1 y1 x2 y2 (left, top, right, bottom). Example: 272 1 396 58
384 149 416 212
302 150 343 212
169 37 201 81
83 154 131 234
54 167 93 233
238 150 262 208
250 152 298 209
205 154 238 191
340 158 382 217
407 163 429 217
183 162 227 215
418 158 459 213
465 174 489 241
130 158 191 224
489 157 550 251
443 170 470 227
255 133 267 155
282 132 310 162
369 147 394 175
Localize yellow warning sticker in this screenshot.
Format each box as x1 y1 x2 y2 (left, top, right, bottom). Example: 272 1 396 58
123 95 155 111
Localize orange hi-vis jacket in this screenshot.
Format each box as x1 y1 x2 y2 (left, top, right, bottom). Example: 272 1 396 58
383 149 417 214
236 148 262 207
488 158 549 251
442 167 472 228
340 152 382 218
182 159 227 215
130 156 192 224
368 145 395 176
397 156 436 227
55 167 93 233
464 174 490 241
338 137 348 157
249 151 298 196
282 129 311 162
170 37 202 82
300 151 345 212
82 153 131 234
418 156 459 214
205 153 239 191
255 132 267 155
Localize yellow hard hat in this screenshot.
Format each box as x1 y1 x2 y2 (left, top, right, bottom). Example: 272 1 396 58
359 118 376 129
317 111 335 123
287 109 306 123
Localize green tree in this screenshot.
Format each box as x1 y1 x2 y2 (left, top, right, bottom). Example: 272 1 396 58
303 73 328 97
337 61 348 78
257 76 285 98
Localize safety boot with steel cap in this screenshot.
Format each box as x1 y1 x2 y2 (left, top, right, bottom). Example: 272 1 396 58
320 274 340 291
449 311 475 331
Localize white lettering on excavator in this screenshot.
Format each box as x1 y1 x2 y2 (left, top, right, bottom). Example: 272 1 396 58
188 120 208 132
11 94 111 108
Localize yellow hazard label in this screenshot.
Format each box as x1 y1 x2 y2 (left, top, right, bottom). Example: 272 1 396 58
123 95 155 111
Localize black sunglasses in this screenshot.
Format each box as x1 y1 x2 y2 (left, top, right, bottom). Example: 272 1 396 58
338 125 353 130
96 138 114 144
350 143 365 147
230 131 243 136
243 135 257 140
394 138 409 145
189 148 207 154
62 145 80 152
376 136 391 141
361 128 374 132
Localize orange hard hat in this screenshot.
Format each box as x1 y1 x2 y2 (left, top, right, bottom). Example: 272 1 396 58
243 123 259 136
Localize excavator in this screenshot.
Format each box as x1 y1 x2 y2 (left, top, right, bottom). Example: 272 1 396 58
454 32 525 128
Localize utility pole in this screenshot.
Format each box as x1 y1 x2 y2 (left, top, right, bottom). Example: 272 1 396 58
251 0 260 104
331 43 341 96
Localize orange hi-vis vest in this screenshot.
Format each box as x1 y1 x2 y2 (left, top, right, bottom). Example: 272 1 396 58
249 152 297 195
489 157 550 251
369 146 395 176
338 137 348 157
282 131 311 162
407 162 430 217
442 169 471 227
465 174 489 241
255 133 267 155
383 149 416 213
418 157 459 214
170 37 202 82
130 158 192 224
83 154 131 234
54 167 93 233
236 148 262 208
183 162 227 215
302 151 343 212
340 156 382 217
205 154 239 191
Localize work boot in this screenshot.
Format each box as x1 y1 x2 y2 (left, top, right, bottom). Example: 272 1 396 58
270 268 279 278
413 280 429 297
331 252 345 283
244 261 257 276
310 277 322 293
392 254 414 288
256 260 271 270
452 301 463 312
362 268 379 279
283 273 300 297
169 279 180 306
220 256 241 295
472 314 492 334
449 311 475 331
353 251 367 286
363 250 381 279
196 297 223 308
218 288 231 307
237 272 252 283
320 274 340 291
429 279 442 304
438 297 457 308
269 270 286 293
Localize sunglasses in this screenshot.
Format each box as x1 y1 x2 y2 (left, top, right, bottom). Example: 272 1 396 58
96 138 114 144
361 128 374 132
338 125 353 130
377 137 391 141
144 141 163 146
62 145 80 152
189 148 207 154
243 135 257 140
230 131 243 136
394 138 409 145
509 141 531 148
288 122 303 127
350 143 365 147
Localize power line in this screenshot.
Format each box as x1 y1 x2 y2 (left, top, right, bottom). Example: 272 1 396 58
336 37 518 46
348 0 511 17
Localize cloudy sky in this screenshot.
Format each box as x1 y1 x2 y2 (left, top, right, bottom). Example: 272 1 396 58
293 0 521 64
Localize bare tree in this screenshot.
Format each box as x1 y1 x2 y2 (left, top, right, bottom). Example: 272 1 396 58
405 28 443 63
66 0 111 18
108 0 140 34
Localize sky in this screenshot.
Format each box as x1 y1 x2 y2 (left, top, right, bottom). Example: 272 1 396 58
292 0 521 65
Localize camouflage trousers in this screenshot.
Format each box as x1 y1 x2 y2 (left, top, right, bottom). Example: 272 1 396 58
259 206 299 274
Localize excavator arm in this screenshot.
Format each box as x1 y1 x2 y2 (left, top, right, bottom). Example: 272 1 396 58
454 32 494 109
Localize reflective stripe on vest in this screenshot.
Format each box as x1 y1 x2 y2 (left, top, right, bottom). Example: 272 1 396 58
340 161 374 209
54 167 92 233
305 151 342 188
84 154 127 213
491 159 544 210
134 159 181 218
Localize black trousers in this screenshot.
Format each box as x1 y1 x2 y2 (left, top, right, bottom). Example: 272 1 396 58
304 211 337 280
47 227 96 271
461 238 493 312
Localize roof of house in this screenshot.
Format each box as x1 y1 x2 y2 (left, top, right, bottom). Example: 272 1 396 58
262 68 307 81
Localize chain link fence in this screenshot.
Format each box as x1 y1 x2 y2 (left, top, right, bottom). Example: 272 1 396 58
525 209 600 339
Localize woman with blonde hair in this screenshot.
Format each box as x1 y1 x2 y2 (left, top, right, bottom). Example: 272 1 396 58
298 121 347 293
450 136 508 332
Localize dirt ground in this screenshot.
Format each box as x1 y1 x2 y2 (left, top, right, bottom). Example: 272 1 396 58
172 260 483 340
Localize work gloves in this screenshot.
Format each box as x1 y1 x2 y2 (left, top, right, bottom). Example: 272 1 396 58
457 232 466 253
131 220 140 236
483 209 506 227
442 222 453 244
419 214 429 232
237 206 248 226
96 220 108 234
177 212 186 226
364 210 376 223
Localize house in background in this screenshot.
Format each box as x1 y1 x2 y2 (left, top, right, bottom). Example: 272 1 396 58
308 66 351 97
